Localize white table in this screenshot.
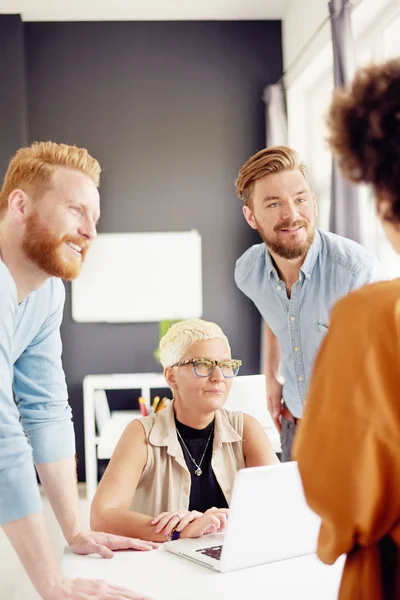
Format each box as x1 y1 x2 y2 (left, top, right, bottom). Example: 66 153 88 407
62 545 345 600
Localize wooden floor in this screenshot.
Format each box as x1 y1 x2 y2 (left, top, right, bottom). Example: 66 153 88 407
0 486 89 600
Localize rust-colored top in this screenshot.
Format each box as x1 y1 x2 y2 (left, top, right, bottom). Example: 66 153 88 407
293 279 400 600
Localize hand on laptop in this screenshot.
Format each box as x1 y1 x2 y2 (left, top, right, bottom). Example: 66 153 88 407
150 510 203 536
151 508 229 539
179 508 229 539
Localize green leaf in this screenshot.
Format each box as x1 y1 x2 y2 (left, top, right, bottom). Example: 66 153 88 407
153 319 180 363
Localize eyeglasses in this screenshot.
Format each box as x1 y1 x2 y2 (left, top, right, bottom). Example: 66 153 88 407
172 358 242 378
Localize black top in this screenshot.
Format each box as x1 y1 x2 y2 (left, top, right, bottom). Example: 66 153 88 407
175 417 229 513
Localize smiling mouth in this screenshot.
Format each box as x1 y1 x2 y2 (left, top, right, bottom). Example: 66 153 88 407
66 241 83 256
278 226 304 233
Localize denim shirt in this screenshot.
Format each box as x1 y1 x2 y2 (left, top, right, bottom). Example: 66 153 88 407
235 230 382 418
0 261 75 525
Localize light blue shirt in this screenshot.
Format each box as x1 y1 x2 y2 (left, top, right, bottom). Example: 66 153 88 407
235 230 381 418
0 261 75 525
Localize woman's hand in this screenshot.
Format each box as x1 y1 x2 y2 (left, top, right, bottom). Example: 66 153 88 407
180 507 229 539
149 510 203 536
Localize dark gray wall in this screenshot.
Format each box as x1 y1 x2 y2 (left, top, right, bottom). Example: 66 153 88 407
0 15 28 173
22 21 282 480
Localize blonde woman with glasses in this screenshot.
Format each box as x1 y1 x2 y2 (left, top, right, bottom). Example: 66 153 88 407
91 318 278 543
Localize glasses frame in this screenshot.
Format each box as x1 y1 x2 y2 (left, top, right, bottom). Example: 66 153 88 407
172 357 242 378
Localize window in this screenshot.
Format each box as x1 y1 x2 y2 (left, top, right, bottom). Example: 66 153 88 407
383 12 400 58
287 1 400 277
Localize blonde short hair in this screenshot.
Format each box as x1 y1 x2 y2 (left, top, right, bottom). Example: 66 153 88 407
159 318 230 368
0 141 101 216
235 145 308 208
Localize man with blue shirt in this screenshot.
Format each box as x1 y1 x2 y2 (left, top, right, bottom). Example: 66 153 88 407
234 146 380 461
0 142 155 600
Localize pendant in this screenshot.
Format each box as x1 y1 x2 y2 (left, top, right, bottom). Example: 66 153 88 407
194 467 202 476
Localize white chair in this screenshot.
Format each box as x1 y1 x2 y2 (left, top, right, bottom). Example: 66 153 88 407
93 389 111 435
83 372 167 499
224 374 281 453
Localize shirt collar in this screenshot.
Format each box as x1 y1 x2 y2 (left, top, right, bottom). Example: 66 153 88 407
265 247 278 280
149 399 241 457
299 229 322 279
265 229 322 281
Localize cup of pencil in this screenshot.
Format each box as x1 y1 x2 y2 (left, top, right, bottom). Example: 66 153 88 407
138 396 149 416
152 396 170 414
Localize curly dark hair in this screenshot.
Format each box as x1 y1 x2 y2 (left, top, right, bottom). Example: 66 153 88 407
327 58 400 224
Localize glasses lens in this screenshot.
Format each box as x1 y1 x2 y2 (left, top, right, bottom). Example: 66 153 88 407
193 359 214 377
220 360 240 377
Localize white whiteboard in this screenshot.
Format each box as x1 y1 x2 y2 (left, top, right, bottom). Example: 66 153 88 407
72 231 202 323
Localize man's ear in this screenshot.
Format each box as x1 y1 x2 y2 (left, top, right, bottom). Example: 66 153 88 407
243 205 258 230
164 366 178 390
8 189 31 222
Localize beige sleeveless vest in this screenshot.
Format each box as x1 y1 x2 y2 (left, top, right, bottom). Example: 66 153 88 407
130 401 245 516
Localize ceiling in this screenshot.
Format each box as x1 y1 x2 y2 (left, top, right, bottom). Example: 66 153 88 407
0 0 293 21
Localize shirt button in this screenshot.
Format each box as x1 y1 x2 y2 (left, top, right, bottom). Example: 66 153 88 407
293 346 299 352
298 375 303 381
276 285 282 291
290 316 296 321
306 274 311 279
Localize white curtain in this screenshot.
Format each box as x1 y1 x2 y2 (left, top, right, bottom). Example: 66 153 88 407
329 0 364 243
262 83 288 148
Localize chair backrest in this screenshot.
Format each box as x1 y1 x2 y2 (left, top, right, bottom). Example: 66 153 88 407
224 374 274 429
94 389 111 434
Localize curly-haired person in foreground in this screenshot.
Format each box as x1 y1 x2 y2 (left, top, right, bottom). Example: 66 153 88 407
294 59 400 599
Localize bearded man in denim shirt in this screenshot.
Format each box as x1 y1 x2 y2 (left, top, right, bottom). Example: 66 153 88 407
234 146 381 461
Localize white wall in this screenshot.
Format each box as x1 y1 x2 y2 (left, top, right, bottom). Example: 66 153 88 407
283 0 330 86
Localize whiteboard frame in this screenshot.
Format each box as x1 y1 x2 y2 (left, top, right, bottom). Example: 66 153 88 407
71 230 203 323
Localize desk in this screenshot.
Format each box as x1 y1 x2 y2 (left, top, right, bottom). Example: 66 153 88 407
62 546 345 600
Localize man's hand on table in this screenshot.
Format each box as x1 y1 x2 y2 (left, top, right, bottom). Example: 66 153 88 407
46 532 158 599
69 530 158 558
43 576 152 600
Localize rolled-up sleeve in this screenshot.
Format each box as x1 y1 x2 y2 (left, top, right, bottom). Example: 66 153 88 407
13 280 75 465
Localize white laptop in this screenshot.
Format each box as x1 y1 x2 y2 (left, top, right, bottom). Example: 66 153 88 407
164 462 321 572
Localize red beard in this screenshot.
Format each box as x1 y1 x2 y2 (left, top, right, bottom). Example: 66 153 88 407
22 211 89 280
256 218 315 260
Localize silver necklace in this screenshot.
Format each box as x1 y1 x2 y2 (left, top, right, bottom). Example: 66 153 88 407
176 427 213 476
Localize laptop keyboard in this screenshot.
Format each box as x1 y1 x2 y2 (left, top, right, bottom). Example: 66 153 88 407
196 545 223 561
